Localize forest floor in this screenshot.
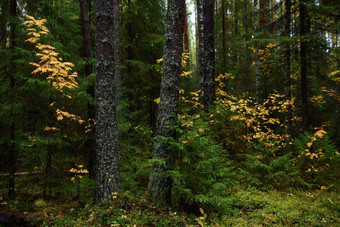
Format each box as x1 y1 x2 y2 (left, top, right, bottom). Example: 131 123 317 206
0 176 339 226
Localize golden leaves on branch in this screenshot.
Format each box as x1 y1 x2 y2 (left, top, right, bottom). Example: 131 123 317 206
24 15 85 128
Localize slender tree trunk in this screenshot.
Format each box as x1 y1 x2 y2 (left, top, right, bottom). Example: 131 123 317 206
8 0 16 199
254 0 260 100
300 0 309 130
221 0 226 72
234 0 239 65
148 0 185 207
197 0 204 90
79 0 96 179
244 0 251 88
260 0 266 28
197 0 216 107
95 0 121 203
184 2 189 53
284 0 292 141
0 0 9 49
203 0 216 107
79 0 92 76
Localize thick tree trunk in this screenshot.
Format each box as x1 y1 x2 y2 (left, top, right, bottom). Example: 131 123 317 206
300 0 309 130
148 0 185 207
8 0 16 199
284 0 292 140
79 0 92 76
95 0 121 203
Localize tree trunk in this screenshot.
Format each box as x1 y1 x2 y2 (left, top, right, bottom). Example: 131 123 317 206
79 0 96 179
0 0 9 49
184 2 189 53
284 0 292 140
113 0 122 106
95 0 121 203
254 0 260 101
300 0 309 130
197 0 204 90
148 0 185 207
8 0 16 199
221 0 226 72
197 0 216 108
244 0 252 88
79 0 92 76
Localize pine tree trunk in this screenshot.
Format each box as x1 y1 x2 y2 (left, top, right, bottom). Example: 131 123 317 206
79 0 92 76
148 0 185 207
254 0 260 101
284 0 292 140
8 0 16 199
300 0 309 130
95 0 121 203
197 0 204 90
221 0 226 72
197 0 216 108
184 2 189 53
0 0 9 49
244 0 252 88
79 0 96 179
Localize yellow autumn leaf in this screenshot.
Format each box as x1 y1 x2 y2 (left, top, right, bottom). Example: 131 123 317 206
154 97 160 104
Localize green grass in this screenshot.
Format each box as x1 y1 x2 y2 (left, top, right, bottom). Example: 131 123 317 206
0 176 339 226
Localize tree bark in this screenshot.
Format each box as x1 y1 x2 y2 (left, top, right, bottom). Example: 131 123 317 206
148 0 185 207
197 0 204 90
254 0 260 101
95 0 121 203
113 0 122 106
221 0 226 72
197 0 216 108
184 2 189 53
79 0 92 76
300 0 309 130
284 0 292 140
8 0 16 199
0 0 9 49
244 0 252 88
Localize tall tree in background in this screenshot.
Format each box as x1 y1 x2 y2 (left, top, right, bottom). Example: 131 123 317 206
254 0 260 100
95 0 121 203
148 0 185 207
8 0 17 198
284 0 292 139
197 0 216 108
299 0 310 129
79 0 92 76
79 0 96 179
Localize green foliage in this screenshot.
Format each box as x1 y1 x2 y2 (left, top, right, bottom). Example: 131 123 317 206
293 131 339 188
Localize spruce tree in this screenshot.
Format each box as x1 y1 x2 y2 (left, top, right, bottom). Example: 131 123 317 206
148 0 185 207
95 0 121 203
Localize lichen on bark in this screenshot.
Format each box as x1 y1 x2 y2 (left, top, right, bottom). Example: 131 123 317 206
95 0 121 204
148 0 185 207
